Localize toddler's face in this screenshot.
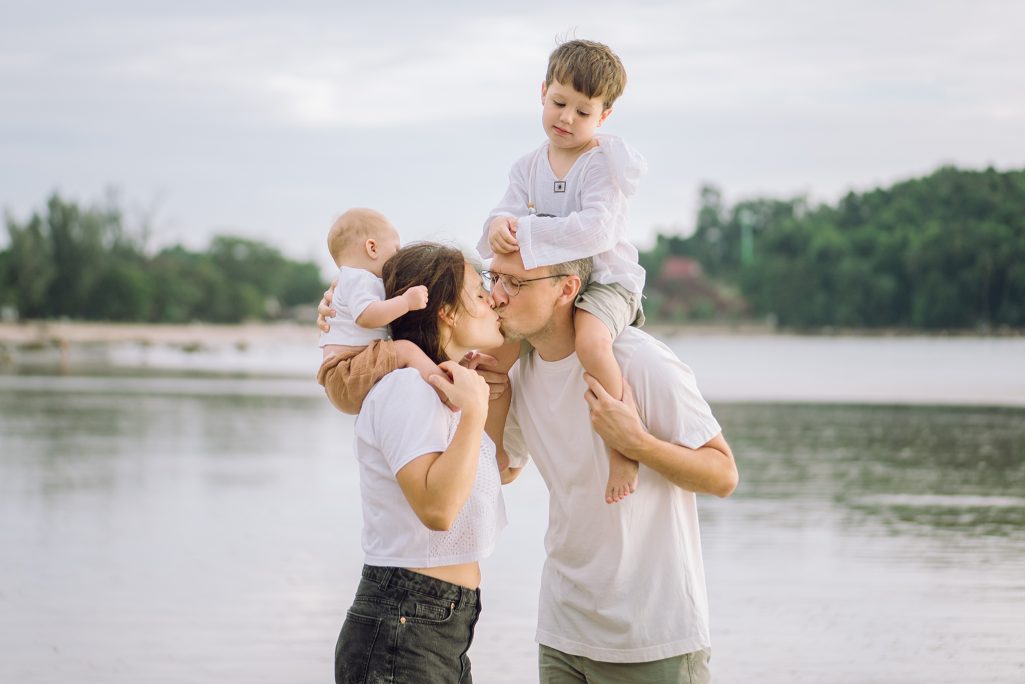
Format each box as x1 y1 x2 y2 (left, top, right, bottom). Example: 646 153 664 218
541 79 611 150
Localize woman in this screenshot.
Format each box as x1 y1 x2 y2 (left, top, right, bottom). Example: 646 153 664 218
330 243 507 684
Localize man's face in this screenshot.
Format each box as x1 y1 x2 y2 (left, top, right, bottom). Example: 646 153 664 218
489 251 564 342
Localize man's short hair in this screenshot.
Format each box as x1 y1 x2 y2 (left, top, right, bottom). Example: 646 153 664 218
554 257 593 292
545 39 627 110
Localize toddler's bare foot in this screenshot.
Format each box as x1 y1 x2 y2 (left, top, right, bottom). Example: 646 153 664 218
605 449 638 504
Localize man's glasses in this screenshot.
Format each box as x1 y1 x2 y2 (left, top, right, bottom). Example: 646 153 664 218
480 270 568 297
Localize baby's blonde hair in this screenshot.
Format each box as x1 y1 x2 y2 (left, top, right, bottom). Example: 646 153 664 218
327 208 394 264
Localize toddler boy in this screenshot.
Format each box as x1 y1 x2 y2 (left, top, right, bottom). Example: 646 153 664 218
478 39 648 503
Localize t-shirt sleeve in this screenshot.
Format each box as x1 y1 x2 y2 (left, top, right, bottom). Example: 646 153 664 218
339 269 386 320
368 371 452 475
502 364 531 469
624 337 722 450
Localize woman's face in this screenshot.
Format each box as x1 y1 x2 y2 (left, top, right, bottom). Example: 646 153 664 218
447 263 503 353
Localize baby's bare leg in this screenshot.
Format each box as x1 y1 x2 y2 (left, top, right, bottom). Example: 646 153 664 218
574 309 637 504
394 339 444 385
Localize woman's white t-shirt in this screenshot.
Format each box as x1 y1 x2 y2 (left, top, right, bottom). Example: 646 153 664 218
354 368 507 567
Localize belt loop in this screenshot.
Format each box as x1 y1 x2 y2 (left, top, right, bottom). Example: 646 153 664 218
377 567 394 589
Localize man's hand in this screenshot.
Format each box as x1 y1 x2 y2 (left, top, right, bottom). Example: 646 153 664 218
316 280 337 332
402 285 429 311
583 374 650 455
488 216 519 254
462 351 509 401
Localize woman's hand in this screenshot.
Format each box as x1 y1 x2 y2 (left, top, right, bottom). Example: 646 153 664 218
460 351 509 401
316 280 337 332
429 361 489 420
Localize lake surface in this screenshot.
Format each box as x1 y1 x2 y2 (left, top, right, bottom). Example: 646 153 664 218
2 337 1024 683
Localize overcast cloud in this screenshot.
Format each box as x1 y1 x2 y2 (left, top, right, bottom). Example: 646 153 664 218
2 0 1023 272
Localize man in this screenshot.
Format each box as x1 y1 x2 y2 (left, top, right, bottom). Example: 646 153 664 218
487 249 738 684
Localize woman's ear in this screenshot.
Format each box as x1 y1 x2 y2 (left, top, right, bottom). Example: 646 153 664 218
438 304 457 327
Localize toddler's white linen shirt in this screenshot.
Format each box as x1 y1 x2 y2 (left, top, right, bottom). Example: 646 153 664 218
478 134 648 294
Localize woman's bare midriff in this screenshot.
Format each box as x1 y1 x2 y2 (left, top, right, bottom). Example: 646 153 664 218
406 561 481 590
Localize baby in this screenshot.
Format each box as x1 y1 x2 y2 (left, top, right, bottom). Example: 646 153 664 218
317 207 439 414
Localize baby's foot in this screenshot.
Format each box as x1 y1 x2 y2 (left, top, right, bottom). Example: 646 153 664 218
605 449 639 504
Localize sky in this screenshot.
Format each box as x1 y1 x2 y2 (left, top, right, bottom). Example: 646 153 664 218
2 0 1024 274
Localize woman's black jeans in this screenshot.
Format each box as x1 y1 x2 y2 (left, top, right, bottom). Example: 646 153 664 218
335 565 482 684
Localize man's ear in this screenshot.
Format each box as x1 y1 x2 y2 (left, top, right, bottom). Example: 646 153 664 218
557 275 583 306
598 107 613 127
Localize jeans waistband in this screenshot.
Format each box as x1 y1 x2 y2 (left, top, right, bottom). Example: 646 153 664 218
361 565 480 608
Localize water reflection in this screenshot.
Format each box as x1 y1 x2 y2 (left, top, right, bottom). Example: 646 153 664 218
2 378 1024 683
714 403 1025 539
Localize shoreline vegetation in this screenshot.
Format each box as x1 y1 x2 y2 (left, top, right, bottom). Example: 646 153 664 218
4 165 1024 332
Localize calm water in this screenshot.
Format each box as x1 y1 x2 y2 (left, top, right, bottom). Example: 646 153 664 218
2 373 1024 682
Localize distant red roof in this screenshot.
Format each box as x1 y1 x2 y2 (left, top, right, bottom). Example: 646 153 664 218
658 256 704 280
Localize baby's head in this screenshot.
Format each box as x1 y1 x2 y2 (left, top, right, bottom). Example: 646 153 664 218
541 39 627 147
327 208 401 277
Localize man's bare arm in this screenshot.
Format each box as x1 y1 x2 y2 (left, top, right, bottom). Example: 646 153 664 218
583 374 738 498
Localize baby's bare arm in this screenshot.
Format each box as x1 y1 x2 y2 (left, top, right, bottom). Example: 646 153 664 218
356 286 428 329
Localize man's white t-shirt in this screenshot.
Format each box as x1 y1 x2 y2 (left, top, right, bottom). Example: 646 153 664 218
320 266 389 347
355 368 507 567
504 327 722 662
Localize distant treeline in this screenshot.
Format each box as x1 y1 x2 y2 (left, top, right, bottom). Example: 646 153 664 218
5 166 1024 329
0 194 325 323
640 166 1025 329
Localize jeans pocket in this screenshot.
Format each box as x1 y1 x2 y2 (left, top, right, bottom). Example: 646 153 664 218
335 610 384 684
412 599 454 623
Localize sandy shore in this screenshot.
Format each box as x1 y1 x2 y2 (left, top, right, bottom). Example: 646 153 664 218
2 321 1023 406
0 321 319 346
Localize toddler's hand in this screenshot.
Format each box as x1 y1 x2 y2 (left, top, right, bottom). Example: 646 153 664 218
488 216 519 254
403 285 429 311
